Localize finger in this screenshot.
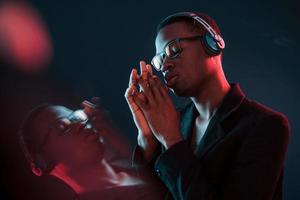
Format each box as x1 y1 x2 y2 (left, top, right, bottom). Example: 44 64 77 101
138 61 148 93
124 85 137 104
133 92 148 111
140 61 148 81
138 76 155 103
137 92 148 105
82 100 97 109
125 86 142 114
153 75 169 98
81 100 98 118
89 97 111 120
129 68 139 87
146 64 153 76
148 76 162 101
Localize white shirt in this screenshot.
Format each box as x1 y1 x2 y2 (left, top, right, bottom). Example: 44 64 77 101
191 110 217 152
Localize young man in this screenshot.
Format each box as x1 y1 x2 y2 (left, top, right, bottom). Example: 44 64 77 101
125 12 290 200
19 100 165 200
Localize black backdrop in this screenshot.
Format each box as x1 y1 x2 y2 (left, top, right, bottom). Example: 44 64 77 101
0 0 299 199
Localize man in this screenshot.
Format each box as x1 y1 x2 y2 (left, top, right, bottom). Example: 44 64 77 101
19 100 165 200
125 12 290 200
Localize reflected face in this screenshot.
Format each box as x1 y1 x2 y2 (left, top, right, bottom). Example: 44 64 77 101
155 22 215 97
30 105 104 166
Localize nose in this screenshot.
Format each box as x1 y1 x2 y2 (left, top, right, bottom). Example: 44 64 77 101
161 57 174 73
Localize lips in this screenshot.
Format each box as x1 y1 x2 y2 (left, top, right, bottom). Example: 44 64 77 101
164 73 178 87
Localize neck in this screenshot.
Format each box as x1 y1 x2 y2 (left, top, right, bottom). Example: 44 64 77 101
50 159 129 195
191 67 230 121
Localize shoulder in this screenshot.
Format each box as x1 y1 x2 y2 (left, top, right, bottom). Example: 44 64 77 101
244 98 289 126
240 98 291 140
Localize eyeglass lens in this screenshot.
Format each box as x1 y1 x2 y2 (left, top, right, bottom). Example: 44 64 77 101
152 40 181 70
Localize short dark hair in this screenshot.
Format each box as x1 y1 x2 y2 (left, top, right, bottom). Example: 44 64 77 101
156 12 222 36
19 104 51 165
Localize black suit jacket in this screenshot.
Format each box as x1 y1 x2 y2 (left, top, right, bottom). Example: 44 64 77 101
143 84 290 200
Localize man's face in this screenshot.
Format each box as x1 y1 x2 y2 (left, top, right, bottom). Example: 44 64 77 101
31 106 104 167
155 22 216 97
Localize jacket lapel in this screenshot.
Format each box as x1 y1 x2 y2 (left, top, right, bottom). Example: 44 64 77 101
179 102 199 142
193 84 246 160
194 113 225 159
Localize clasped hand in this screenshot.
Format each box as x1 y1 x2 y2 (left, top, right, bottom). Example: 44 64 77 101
125 61 182 149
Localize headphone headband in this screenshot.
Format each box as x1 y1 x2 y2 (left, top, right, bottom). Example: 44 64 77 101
169 12 225 50
188 12 225 49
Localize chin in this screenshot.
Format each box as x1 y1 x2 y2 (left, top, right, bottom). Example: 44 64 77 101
171 86 190 97
172 90 188 97
168 79 190 97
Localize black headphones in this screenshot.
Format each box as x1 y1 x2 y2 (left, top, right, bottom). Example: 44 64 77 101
169 12 225 56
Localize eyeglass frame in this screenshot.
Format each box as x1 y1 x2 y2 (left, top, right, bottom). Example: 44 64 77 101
151 35 203 71
34 110 90 154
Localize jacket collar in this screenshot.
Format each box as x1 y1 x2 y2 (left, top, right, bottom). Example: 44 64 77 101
180 83 246 158
216 83 245 121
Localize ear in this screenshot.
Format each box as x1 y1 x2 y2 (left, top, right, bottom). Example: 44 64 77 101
30 154 49 176
30 162 44 176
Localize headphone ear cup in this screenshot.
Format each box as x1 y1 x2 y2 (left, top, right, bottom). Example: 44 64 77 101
201 33 221 56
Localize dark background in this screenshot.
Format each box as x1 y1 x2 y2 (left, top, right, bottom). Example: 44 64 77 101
0 0 299 199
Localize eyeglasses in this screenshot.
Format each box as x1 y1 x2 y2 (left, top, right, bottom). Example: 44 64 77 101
151 35 203 71
35 110 90 153
50 110 90 135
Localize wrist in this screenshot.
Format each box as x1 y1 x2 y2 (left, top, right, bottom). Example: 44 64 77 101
163 130 183 149
137 132 157 149
137 132 159 163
